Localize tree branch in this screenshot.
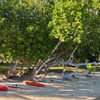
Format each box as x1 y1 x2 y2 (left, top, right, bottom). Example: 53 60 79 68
6 56 23 77
32 41 62 80
68 44 79 63
57 59 100 67
51 41 62 55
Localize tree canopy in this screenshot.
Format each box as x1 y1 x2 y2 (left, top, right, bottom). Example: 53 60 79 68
48 0 100 61
0 0 57 62
0 0 100 79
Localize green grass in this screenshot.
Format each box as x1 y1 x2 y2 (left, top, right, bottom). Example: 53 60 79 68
0 65 9 74
96 67 100 72
48 66 87 73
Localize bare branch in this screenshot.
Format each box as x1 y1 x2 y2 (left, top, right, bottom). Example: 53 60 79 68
32 60 42 80
58 59 100 67
46 62 58 71
51 41 62 55
31 41 62 80
55 48 69 60
17 62 25 77
68 44 79 63
6 56 23 77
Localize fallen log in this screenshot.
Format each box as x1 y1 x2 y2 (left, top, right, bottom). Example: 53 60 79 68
57 60 100 67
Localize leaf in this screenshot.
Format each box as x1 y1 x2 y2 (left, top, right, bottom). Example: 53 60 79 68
87 63 94 71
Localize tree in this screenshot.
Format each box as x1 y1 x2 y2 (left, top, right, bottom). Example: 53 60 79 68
0 0 100 81
48 0 100 61
0 0 57 77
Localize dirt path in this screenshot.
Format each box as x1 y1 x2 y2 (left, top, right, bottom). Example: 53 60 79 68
0 73 100 100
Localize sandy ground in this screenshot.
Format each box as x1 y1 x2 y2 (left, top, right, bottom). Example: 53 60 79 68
0 73 100 100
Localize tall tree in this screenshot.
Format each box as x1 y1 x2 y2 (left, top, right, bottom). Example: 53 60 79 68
48 0 100 61
0 0 100 80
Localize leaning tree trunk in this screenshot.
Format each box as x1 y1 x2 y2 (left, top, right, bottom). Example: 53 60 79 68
31 42 100 81
43 45 78 72
6 56 23 78
17 62 25 77
23 60 32 74
26 61 32 71
31 41 62 81
57 44 100 68
31 60 43 81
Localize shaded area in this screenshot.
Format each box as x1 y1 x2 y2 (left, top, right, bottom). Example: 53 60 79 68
0 73 100 100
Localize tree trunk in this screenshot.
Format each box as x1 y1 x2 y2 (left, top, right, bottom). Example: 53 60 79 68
17 62 25 77
6 56 23 77
58 60 100 67
45 61 58 71
68 44 79 63
31 60 42 81
26 61 32 71
31 41 62 81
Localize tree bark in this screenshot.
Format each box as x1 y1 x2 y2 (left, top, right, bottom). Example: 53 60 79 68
6 56 23 77
31 60 42 81
17 62 25 77
57 60 100 67
45 61 58 71
51 41 62 55
26 60 32 71
31 41 62 81
68 44 79 63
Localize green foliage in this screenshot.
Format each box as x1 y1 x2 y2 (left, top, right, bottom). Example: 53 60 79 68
49 0 100 43
0 0 56 62
87 63 94 71
0 0 100 65
48 0 100 61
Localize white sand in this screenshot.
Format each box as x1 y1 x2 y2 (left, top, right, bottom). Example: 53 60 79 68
0 73 100 100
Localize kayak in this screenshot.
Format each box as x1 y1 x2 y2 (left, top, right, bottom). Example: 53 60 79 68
39 80 50 83
50 79 64 83
63 77 72 81
3 84 19 88
7 85 19 88
0 84 8 91
23 80 45 87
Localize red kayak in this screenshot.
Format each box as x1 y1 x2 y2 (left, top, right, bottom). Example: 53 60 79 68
23 80 45 87
2 84 19 88
7 85 19 88
0 84 8 91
